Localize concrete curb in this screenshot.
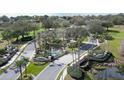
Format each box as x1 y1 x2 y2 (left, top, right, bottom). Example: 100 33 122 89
34 63 50 80
15 50 35 80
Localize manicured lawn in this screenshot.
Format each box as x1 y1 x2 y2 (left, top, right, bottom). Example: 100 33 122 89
83 36 88 42
25 62 49 76
101 25 124 61
85 72 95 80
109 25 124 32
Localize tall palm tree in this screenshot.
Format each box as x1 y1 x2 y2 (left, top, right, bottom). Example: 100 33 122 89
77 38 82 62
16 60 25 80
69 41 77 65
22 57 29 76
15 57 28 80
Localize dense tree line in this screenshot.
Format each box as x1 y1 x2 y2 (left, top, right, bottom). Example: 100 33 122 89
0 13 124 25
0 13 124 46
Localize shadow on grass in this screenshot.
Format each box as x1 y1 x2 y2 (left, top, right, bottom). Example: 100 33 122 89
33 62 49 66
108 30 120 33
107 37 115 41
12 36 33 44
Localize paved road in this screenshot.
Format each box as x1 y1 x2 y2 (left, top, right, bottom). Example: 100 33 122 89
35 53 78 80
0 42 35 80
35 43 96 80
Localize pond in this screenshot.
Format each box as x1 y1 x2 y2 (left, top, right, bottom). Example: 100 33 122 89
95 67 124 80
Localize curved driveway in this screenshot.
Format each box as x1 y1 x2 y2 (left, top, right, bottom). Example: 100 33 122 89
35 43 96 80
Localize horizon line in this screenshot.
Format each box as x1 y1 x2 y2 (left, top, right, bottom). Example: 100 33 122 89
0 13 119 17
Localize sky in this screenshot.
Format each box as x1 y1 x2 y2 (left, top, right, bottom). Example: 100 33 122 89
0 0 124 17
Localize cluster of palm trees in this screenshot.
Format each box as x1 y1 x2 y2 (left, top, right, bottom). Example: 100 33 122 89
15 57 29 80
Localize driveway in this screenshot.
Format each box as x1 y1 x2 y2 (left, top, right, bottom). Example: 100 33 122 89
35 43 96 80
0 42 35 80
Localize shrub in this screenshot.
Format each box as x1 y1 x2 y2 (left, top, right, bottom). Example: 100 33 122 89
0 60 4 65
22 74 33 80
20 36 33 42
85 72 95 80
0 59 7 67
67 66 84 79
104 35 113 40
0 48 6 55
89 51 114 63
98 38 104 43
117 63 124 74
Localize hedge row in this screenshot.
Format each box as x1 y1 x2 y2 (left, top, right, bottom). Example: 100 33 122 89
67 66 84 80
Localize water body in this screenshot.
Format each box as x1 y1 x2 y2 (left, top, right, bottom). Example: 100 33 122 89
96 67 124 80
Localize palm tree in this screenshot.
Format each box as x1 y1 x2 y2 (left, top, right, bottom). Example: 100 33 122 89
15 57 28 80
22 57 29 76
69 40 77 65
77 38 82 62
37 33 42 51
16 60 25 80
76 27 87 62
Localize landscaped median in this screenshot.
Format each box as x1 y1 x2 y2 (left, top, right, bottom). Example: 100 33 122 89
17 62 49 80
24 62 49 76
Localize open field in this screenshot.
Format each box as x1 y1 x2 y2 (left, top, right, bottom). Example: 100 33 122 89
101 25 124 61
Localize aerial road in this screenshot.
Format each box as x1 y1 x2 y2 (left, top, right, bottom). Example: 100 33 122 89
0 42 35 80
35 43 96 80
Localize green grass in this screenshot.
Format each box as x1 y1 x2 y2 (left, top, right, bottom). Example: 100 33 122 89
101 25 124 61
29 28 44 36
85 72 95 80
83 36 88 42
93 66 107 70
25 62 49 76
0 27 44 49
